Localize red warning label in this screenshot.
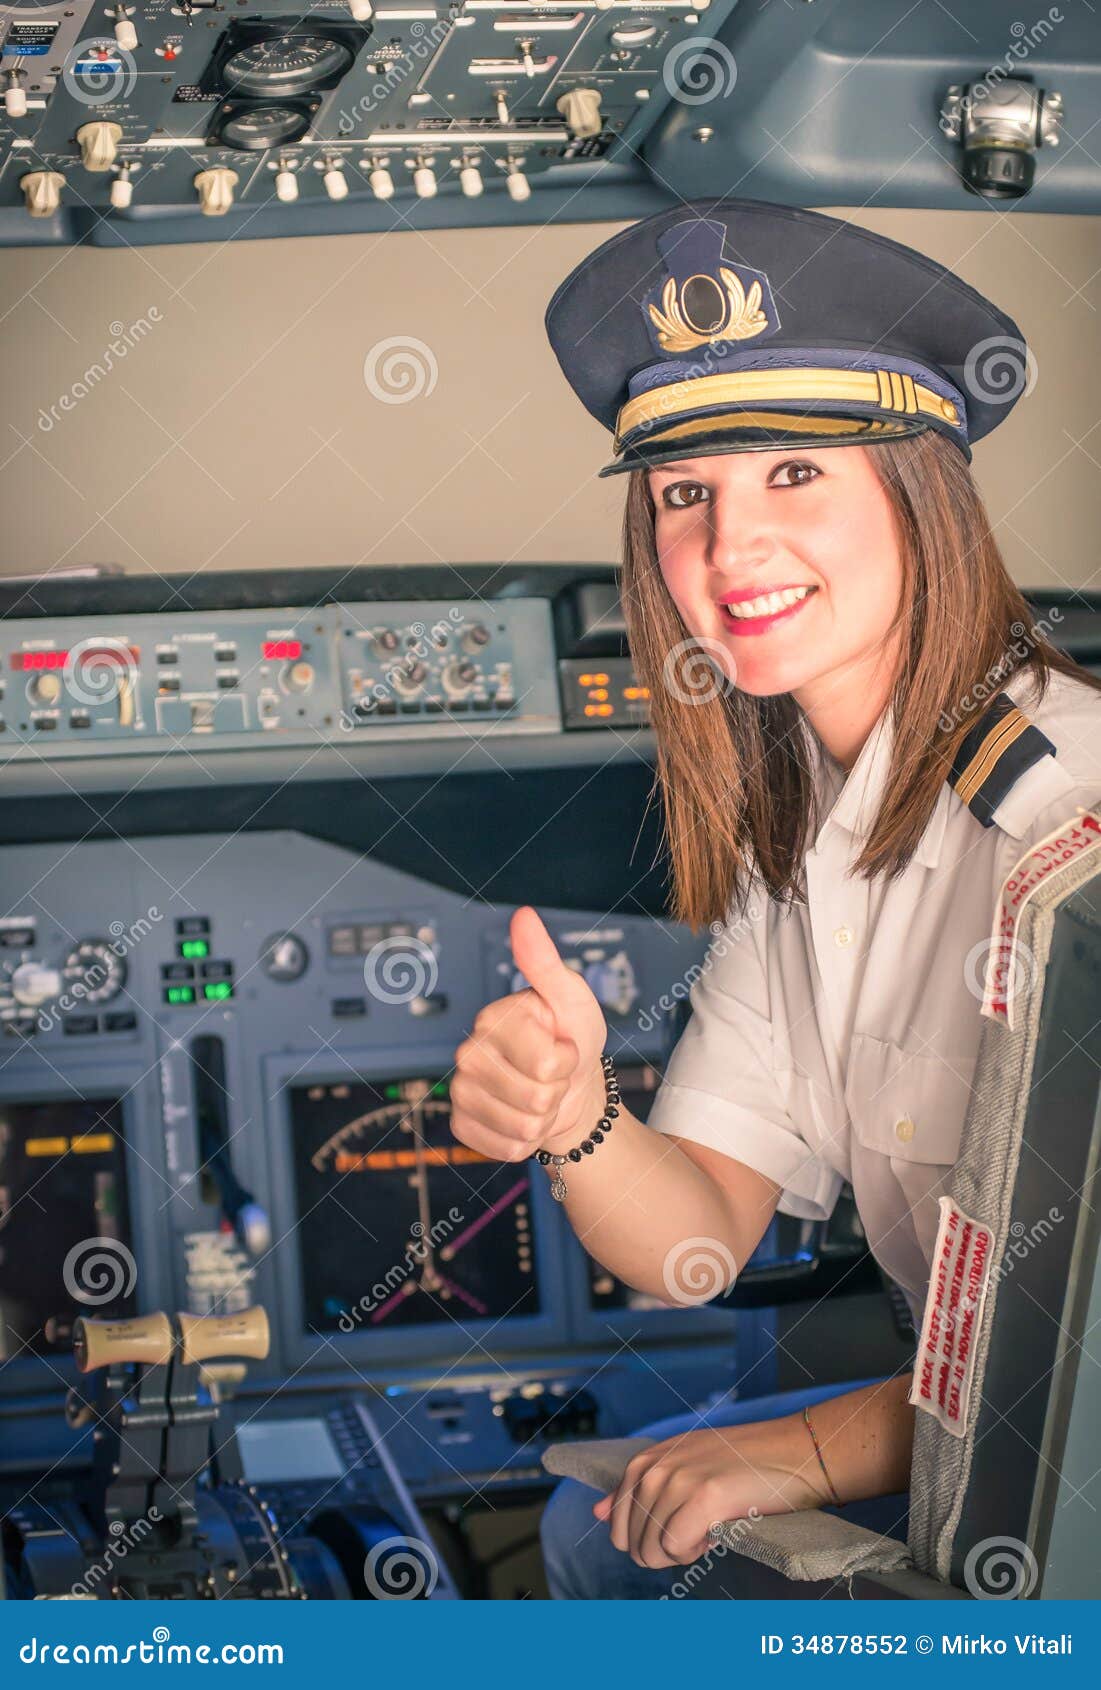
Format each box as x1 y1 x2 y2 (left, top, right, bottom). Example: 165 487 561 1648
984 809 1101 1028
909 1197 995 1438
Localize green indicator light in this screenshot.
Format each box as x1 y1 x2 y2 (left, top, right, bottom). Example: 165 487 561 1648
385 1084 402 1099
203 981 233 1002
179 939 209 959
166 985 195 1005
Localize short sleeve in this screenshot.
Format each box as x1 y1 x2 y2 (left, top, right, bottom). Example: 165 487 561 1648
645 896 844 1222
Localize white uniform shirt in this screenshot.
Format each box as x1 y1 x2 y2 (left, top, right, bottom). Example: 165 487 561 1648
646 664 1101 1325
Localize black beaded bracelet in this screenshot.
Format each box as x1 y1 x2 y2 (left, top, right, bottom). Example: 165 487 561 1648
535 1054 620 1202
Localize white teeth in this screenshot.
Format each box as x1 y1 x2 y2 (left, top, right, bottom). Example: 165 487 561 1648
724 586 813 620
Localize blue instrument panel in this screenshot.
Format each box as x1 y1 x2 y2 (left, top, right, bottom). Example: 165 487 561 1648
0 597 561 756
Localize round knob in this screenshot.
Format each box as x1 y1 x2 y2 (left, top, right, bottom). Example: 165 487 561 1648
506 167 531 202
260 931 309 982
275 167 298 202
110 171 134 209
393 659 427 692
556 87 603 139
372 628 401 657
459 163 483 198
348 0 374 17
194 167 239 217
21 171 65 219
11 960 63 1009
28 671 62 706
323 164 348 201
285 660 315 693
369 165 394 200
412 164 436 199
76 121 123 173
462 622 491 653
443 658 478 695
4 78 27 119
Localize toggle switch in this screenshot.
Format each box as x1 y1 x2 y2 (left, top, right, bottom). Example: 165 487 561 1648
459 162 483 197
323 162 349 200
111 4 138 49
4 71 27 118
369 165 394 200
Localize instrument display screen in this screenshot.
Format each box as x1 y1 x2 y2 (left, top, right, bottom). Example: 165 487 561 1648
0 1096 134 1360
289 1075 539 1334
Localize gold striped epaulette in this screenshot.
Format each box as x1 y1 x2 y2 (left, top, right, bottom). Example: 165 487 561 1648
947 691 1056 827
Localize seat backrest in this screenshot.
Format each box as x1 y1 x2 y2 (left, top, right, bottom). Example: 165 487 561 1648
906 833 1101 1598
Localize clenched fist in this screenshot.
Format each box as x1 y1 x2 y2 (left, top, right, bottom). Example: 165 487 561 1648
450 906 609 1164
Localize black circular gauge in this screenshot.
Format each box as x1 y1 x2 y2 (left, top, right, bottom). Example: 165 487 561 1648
222 34 354 97
216 104 311 151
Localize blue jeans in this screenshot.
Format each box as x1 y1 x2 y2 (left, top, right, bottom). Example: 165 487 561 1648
539 1378 910 1600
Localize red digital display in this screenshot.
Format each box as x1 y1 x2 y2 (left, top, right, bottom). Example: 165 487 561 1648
10 645 139 671
11 650 69 671
263 640 302 661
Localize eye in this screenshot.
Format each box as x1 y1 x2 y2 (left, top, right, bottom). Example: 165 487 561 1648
662 481 709 508
769 460 822 488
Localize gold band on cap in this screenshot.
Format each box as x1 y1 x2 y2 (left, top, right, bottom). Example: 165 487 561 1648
614 366 961 452
628 410 912 448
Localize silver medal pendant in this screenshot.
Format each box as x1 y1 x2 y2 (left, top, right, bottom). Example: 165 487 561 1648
550 1175 567 1202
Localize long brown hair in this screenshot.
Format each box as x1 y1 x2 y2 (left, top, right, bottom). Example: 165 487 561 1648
620 428 1101 933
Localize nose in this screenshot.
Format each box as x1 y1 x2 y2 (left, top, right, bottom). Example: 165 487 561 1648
704 484 776 579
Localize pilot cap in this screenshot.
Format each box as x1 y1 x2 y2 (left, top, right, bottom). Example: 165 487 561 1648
544 197 1031 478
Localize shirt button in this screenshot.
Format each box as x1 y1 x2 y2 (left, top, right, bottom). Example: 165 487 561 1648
894 1117 916 1143
833 925 854 948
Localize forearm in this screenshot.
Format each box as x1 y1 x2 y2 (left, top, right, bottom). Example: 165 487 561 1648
782 1376 915 1506
537 1101 754 1304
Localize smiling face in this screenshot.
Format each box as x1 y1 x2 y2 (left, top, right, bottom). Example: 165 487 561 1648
648 446 908 731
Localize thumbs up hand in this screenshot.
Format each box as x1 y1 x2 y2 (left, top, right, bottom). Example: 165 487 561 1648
450 906 610 1163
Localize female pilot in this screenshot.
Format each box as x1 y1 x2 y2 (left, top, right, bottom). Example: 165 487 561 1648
448 198 1101 1598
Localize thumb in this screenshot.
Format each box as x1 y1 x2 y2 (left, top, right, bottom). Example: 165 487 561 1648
509 905 584 1035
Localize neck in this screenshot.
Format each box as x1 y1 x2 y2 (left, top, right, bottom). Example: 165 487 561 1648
794 636 902 772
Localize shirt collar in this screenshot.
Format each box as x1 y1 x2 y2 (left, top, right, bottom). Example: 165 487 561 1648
806 667 1037 872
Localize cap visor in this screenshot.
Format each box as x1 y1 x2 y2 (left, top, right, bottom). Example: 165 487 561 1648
598 410 936 478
